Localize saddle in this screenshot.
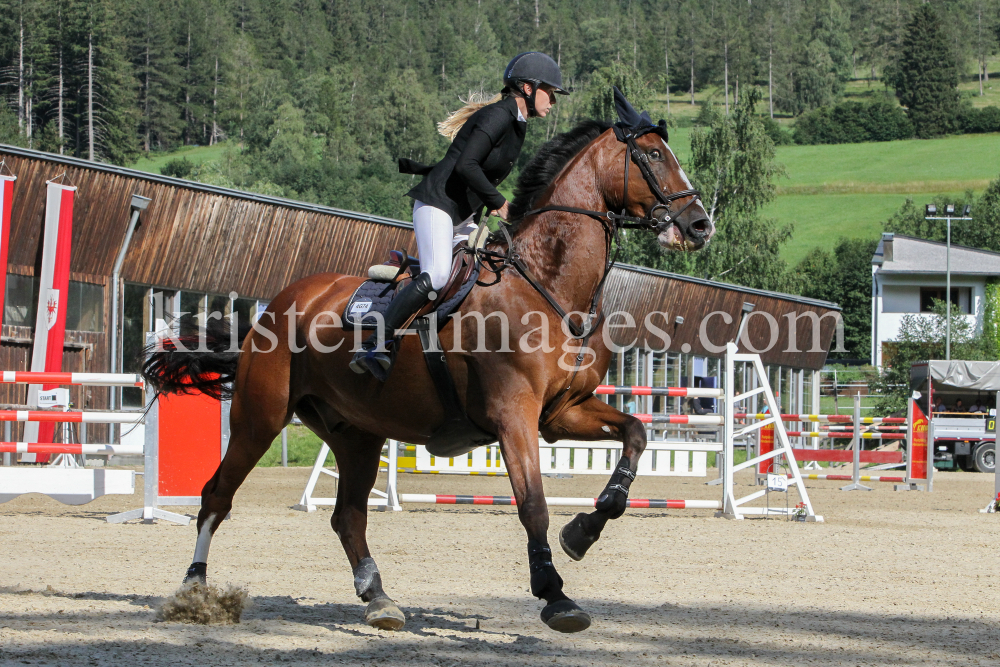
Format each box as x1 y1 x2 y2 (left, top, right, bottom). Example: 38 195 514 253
342 225 497 457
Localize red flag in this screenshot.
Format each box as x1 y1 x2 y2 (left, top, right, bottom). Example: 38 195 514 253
24 181 76 451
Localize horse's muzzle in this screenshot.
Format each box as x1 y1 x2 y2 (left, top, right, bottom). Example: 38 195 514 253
655 213 714 250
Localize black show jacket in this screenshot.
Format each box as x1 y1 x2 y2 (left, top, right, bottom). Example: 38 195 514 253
400 95 526 225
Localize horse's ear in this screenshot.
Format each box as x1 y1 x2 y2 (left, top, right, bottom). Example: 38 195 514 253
613 86 642 126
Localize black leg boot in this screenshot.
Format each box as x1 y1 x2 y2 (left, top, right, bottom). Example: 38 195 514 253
349 272 436 381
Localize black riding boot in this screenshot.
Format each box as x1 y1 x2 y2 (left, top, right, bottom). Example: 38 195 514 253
349 272 437 381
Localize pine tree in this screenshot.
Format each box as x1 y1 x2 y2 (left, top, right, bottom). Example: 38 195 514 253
892 4 960 138
130 0 182 153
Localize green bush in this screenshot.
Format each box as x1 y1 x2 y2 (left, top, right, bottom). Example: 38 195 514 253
958 106 1000 134
760 116 794 145
694 101 722 127
793 100 914 145
161 157 195 179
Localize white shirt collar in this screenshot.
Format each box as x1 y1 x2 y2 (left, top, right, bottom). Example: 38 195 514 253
516 107 526 122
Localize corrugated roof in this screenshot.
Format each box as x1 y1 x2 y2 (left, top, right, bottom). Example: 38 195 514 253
616 263 840 311
874 233 1000 275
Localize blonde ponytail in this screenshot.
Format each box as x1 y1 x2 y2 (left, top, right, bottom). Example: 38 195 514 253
437 91 503 141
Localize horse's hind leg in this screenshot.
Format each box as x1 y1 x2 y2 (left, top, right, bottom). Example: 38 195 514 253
183 384 290 585
295 406 405 630
332 433 405 630
540 396 647 562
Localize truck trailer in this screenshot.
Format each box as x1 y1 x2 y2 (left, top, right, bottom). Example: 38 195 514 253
911 360 997 473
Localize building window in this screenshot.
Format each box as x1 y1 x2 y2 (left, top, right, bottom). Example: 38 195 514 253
3 274 39 326
233 297 256 329
64 281 105 332
3 276 103 331
919 287 971 314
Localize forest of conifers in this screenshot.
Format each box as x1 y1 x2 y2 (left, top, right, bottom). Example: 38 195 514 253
2 0 996 170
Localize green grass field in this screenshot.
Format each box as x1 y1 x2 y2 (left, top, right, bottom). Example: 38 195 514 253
768 133 1000 264
257 425 326 467
131 142 229 175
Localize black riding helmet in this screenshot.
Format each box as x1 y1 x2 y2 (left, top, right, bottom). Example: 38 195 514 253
503 52 569 117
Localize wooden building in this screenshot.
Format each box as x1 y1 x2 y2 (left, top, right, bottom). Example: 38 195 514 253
0 144 840 437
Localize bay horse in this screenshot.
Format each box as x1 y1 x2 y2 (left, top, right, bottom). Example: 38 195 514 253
142 111 713 633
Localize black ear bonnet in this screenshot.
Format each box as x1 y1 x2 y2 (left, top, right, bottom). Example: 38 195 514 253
611 86 669 142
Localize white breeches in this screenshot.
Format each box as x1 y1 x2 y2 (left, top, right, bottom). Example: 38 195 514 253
413 200 478 290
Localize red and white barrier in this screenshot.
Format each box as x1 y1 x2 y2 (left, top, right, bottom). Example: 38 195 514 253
596 385 723 398
399 494 723 509
784 431 906 440
1 368 227 522
634 414 724 425
735 413 906 424
1 371 143 386
0 443 142 456
756 395 930 492
0 371 144 505
0 410 143 424
793 473 906 483
108 382 229 525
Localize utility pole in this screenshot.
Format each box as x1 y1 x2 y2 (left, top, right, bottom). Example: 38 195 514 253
925 204 973 360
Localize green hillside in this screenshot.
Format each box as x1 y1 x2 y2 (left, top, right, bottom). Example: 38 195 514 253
766 132 1000 264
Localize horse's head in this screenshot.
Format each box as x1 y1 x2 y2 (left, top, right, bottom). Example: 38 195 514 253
627 132 714 250
601 87 714 251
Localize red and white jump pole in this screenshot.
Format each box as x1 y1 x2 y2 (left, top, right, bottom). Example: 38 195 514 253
399 494 722 510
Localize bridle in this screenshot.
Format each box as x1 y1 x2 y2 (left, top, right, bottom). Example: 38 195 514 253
475 126 704 339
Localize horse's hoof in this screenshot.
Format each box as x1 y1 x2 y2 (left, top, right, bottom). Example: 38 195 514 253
183 562 207 585
541 599 591 633
559 513 597 561
364 597 405 630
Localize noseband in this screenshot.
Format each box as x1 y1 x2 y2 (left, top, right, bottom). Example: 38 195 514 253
476 128 704 340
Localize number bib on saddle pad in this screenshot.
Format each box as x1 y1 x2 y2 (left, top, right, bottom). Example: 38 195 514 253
343 280 398 329
342 264 481 331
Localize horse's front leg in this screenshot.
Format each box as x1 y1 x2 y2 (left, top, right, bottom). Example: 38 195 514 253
541 396 647 561
496 410 592 633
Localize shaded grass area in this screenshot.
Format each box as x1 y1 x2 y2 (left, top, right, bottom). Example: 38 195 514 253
257 425 326 467
130 142 229 175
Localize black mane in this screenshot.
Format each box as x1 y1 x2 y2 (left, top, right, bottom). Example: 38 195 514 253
507 120 612 228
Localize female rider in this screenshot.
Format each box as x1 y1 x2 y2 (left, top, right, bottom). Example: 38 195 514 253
351 51 568 380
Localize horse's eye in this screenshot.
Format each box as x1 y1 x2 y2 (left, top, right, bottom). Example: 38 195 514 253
649 149 663 161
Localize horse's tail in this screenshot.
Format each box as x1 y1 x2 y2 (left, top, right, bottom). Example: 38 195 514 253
140 316 250 401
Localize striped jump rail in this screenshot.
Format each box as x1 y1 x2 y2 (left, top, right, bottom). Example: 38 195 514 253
791 473 906 483
399 494 722 509
785 431 906 440
0 443 143 456
735 413 907 424
788 448 904 464
0 410 143 424
633 414 724 425
1 372 144 387
819 424 906 433
596 385 723 398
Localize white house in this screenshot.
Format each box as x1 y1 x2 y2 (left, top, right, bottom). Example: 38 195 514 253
871 233 1000 367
